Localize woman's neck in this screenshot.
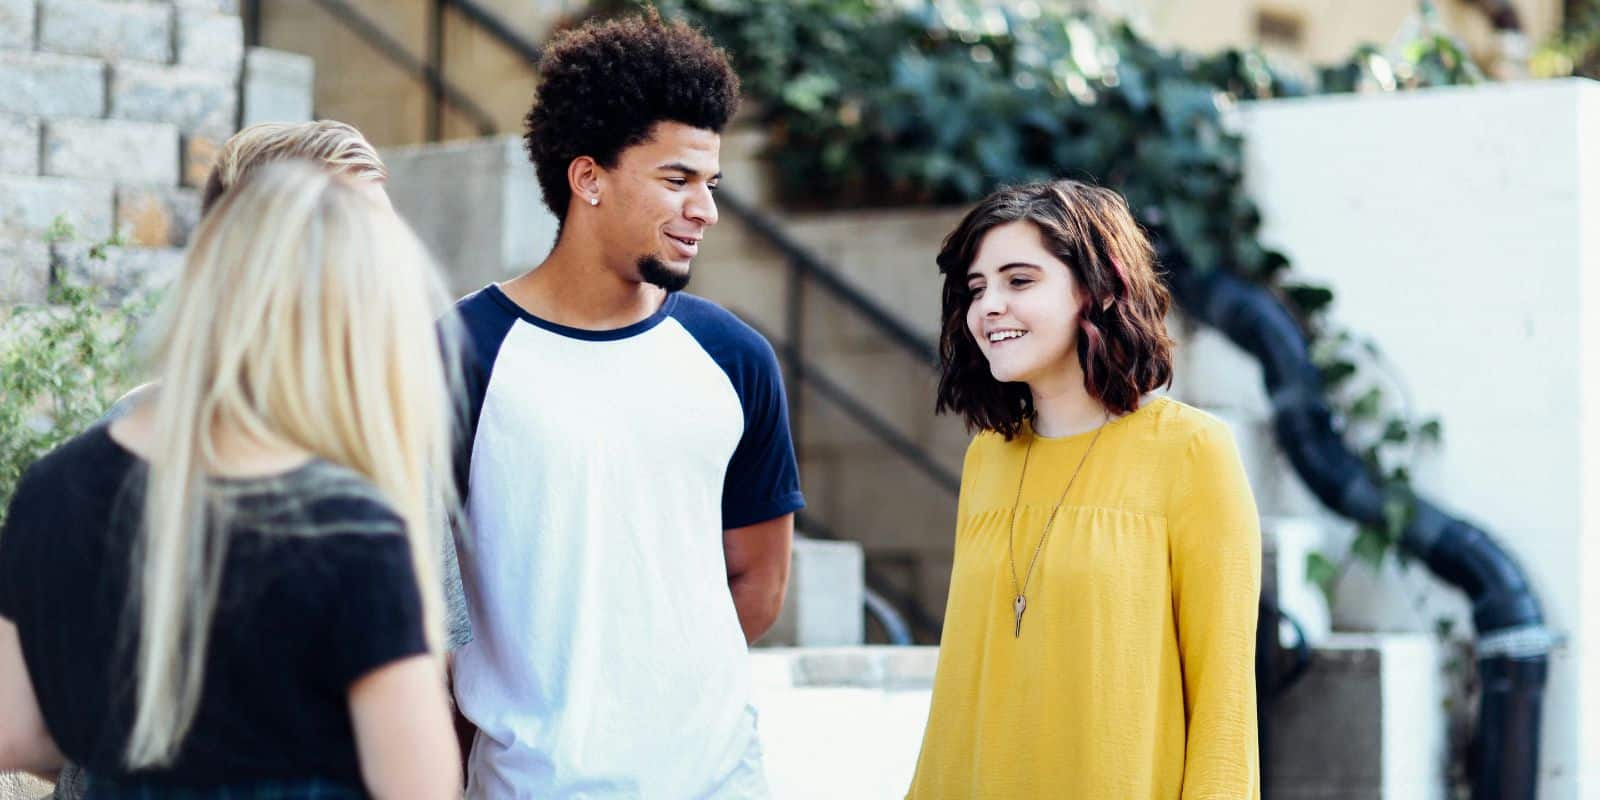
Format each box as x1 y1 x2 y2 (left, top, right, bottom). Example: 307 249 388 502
1028 363 1109 438
110 399 313 478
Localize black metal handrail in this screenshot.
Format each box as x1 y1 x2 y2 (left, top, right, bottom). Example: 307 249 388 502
717 191 941 368
743 317 959 494
301 0 499 137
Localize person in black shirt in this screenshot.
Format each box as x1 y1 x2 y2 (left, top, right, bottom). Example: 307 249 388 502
0 162 463 797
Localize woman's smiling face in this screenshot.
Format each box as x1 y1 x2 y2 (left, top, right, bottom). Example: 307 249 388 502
964 220 1086 389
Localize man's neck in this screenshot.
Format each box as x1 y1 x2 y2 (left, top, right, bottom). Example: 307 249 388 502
503 239 667 331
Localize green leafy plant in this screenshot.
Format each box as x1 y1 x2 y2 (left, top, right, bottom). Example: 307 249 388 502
594 0 1469 597
1534 0 1600 78
0 219 151 525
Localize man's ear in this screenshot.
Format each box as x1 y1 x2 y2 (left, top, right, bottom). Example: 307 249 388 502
568 155 603 208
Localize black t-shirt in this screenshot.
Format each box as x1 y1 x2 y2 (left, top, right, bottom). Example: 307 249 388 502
0 426 429 789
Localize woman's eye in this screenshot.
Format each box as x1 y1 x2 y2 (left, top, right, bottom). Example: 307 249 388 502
1010 277 1032 288
967 286 985 299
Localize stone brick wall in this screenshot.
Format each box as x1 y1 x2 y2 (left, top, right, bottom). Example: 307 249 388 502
0 0 312 306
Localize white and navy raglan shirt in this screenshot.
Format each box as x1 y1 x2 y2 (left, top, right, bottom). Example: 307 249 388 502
447 285 804 800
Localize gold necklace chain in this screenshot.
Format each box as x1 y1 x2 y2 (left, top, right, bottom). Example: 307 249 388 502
1006 414 1109 638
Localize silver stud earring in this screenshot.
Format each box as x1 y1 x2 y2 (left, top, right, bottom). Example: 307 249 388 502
589 196 599 206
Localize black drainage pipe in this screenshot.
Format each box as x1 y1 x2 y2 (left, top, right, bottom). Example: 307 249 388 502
1162 252 1552 800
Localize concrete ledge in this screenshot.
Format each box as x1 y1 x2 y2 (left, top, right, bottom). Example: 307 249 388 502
751 646 935 799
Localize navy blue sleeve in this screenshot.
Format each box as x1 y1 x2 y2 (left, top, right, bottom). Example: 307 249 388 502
673 296 805 529
440 289 517 505
437 289 519 650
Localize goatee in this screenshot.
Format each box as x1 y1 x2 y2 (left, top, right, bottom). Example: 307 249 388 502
638 255 690 293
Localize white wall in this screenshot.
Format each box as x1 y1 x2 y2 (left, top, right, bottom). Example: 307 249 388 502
1231 77 1600 799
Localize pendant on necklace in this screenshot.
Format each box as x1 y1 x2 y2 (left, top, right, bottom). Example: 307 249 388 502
1013 594 1027 638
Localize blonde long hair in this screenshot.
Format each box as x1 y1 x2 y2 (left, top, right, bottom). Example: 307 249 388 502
125 161 458 767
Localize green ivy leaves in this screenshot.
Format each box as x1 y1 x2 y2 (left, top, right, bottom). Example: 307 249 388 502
0 218 150 526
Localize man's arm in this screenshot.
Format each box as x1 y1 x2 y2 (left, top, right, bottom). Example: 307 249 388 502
723 514 794 645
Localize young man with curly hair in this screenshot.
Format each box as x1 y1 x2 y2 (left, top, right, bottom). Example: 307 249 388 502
445 12 803 798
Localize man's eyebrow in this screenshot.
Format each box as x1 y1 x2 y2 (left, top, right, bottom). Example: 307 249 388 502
658 162 722 181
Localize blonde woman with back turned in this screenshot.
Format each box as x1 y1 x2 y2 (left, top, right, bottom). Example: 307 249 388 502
0 162 462 798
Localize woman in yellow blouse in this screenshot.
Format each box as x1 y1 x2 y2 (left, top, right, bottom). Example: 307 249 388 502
907 180 1261 799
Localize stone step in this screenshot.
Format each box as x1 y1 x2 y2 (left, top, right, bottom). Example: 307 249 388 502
753 634 1441 799
751 646 936 800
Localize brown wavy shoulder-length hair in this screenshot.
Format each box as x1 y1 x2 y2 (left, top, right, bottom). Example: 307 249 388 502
935 180 1174 439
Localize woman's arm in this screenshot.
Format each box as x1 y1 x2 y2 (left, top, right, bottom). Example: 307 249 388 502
0 619 64 773
349 654 461 799
1169 421 1262 800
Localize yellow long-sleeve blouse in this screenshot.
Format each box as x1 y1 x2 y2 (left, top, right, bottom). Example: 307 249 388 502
907 397 1261 800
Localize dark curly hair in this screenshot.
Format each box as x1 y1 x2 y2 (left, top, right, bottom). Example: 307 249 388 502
524 10 740 224
935 180 1174 439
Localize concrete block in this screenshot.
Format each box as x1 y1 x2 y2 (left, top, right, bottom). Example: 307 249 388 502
0 176 113 241
182 133 223 189
0 51 106 119
0 0 36 49
39 0 174 64
53 242 182 303
116 185 201 248
0 239 52 304
173 0 239 12
0 114 41 176
1268 633 1445 800
110 62 237 140
177 10 244 73
382 136 556 297
43 118 181 185
240 47 314 126
760 537 864 648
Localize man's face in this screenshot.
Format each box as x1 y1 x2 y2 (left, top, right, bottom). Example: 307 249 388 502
594 121 721 292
